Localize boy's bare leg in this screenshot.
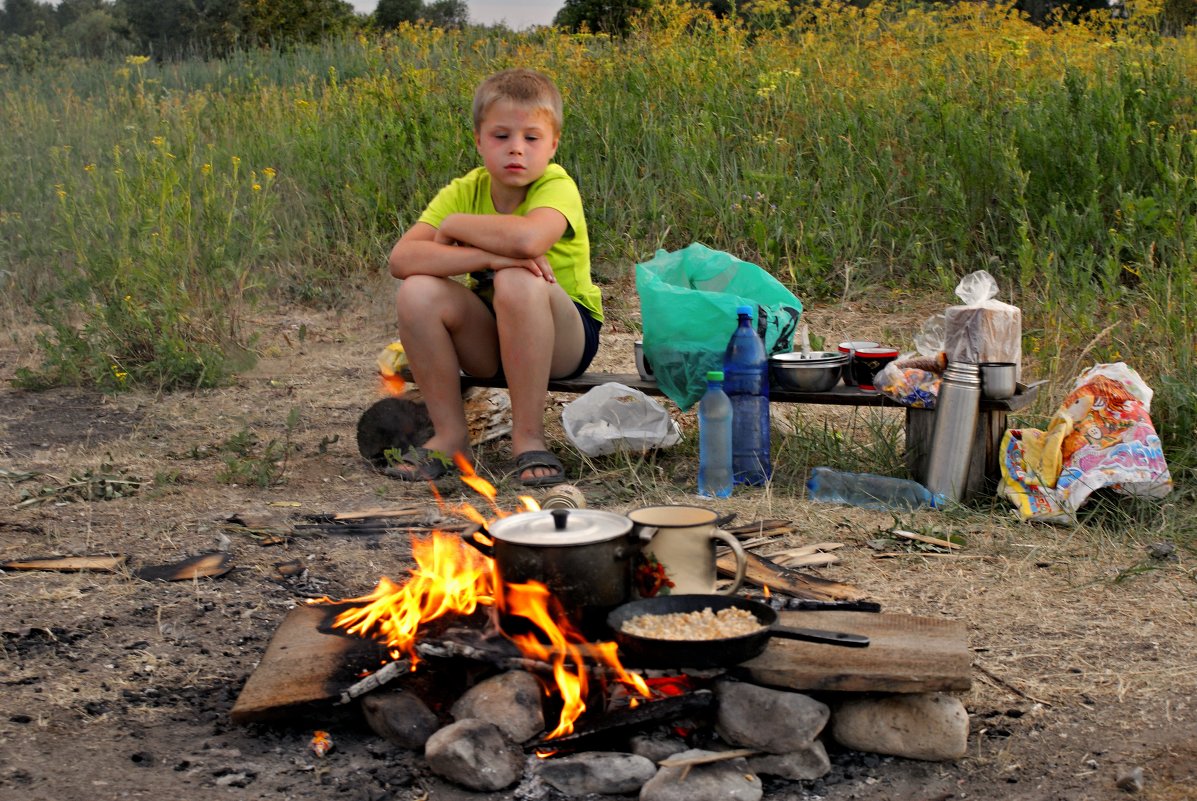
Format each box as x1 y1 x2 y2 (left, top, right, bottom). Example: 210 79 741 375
395 275 500 464
493 269 585 482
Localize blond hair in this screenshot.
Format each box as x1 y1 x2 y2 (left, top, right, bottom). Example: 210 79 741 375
472 69 563 134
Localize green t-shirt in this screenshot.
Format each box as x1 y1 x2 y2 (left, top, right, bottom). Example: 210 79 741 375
417 164 603 323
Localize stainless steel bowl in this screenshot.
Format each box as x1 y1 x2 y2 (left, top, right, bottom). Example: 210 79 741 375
769 352 848 392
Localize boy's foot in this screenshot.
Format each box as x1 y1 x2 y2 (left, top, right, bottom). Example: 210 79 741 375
385 447 454 481
514 450 566 487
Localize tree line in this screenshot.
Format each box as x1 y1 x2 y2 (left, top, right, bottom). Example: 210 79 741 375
0 0 469 65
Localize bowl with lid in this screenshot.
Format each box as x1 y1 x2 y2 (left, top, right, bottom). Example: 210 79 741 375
769 351 848 392
848 346 900 390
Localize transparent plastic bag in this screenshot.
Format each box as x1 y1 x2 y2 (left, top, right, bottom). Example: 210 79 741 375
562 383 682 457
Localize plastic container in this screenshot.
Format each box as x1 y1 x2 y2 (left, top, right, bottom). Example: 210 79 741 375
723 306 772 485
697 371 733 499
807 466 940 511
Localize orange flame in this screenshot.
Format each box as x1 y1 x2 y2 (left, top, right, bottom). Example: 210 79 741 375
330 470 650 738
332 531 494 664
380 370 406 397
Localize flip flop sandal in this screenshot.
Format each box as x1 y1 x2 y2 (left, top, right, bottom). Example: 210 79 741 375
514 450 566 488
384 447 452 482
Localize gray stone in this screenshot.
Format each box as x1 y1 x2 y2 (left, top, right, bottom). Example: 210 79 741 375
360 690 440 750
714 681 830 753
639 749 762 801
538 752 656 795
629 733 689 763
451 670 545 743
831 693 969 761
747 740 831 780
424 718 523 791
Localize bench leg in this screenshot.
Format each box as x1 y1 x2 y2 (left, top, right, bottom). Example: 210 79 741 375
906 408 1009 502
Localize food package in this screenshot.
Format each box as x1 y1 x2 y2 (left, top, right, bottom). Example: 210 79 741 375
943 271 1021 375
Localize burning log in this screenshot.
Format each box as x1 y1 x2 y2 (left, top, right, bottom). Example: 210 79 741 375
524 690 716 754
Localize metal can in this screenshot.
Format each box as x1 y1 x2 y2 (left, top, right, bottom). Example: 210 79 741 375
539 484 586 510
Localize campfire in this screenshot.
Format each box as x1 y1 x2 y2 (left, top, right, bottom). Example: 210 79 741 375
231 457 974 797
321 463 651 741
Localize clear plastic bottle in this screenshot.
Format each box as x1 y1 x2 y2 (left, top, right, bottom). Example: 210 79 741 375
723 305 771 485
698 370 733 499
806 466 941 510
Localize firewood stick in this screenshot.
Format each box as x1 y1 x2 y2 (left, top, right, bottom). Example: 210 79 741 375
337 658 412 704
891 530 961 550
333 506 427 521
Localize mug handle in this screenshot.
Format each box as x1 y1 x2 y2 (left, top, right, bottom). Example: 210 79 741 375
712 530 747 595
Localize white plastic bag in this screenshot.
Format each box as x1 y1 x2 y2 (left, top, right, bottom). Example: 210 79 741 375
943 270 1021 372
562 383 681 457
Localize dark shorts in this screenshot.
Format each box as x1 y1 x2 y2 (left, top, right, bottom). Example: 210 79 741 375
566 301 603 380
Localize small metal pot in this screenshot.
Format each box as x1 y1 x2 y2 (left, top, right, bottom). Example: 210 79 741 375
463 508 641 635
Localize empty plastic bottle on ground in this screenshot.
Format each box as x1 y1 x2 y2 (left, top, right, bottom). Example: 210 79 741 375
698 370 733 499
807 466 941 511
723 305 771 485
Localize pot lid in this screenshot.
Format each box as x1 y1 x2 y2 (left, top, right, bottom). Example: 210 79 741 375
486 508 633 546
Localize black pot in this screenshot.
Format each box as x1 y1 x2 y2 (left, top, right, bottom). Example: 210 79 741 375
463 508 641 636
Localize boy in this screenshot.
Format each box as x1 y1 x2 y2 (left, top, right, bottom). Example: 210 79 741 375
387 68 602 486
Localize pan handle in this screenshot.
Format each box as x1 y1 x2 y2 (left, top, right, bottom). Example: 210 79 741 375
461 524 495 558
771 625 870 648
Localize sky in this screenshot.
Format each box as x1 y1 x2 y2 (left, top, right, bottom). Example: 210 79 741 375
349 1 561 29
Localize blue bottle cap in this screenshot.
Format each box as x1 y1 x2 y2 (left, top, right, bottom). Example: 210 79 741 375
706 370 724 381
736 304 753 316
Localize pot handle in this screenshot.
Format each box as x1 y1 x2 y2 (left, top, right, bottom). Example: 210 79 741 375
770 625 870 648
632 523 658 543
461 524 495 558
712 530 747 596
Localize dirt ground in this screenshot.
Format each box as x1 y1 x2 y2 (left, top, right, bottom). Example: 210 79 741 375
1 275 1195 801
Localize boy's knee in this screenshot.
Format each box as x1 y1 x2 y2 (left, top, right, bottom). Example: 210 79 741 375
492 270 547 310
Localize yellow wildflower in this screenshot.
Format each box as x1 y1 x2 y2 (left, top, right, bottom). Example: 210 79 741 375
151 136 165 147
232 156 241 167
252 183 262 192
126 55 150 66
201 163 212 175
54 184 66 199
84 163 96 173
262 167 276 180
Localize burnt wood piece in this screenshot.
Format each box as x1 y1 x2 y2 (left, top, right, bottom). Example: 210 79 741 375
524 690 716 753
134 551 232 581
735 610 970 693
231 603 388 724
717 551 864 601
356 396 434 467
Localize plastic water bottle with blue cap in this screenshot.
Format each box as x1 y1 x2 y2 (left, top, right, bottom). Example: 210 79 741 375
723 305 771 485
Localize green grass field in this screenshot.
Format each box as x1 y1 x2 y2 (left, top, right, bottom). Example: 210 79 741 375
1 2 1194 488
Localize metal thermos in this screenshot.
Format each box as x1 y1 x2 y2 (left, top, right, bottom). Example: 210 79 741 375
924 362 981 503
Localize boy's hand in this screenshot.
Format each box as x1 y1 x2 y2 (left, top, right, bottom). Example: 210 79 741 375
433 228 462 247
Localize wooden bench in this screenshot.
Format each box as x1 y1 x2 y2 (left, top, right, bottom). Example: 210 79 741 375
453 371 1045 501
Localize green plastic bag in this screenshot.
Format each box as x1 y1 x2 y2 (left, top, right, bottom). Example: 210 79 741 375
635 243 803 410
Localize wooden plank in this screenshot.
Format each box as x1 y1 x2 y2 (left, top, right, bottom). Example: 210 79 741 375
231 603 387 724
405 369 1042 412
736 610 971 694
717 551 864 601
